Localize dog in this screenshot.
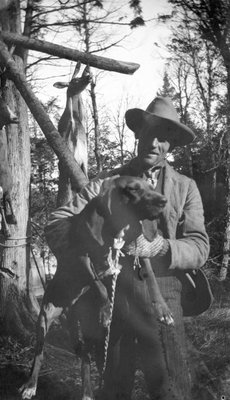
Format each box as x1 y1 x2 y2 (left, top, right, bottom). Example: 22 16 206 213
19 176 172 400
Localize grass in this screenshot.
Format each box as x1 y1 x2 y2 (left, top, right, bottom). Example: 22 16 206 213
185 274 230 400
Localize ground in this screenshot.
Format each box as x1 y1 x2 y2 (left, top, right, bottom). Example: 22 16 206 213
1 274 230 400
0 323 149 400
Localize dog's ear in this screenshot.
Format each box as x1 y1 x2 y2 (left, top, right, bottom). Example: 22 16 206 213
97 176 142 213
85 204 106 246
118 181 144 205
98 176 143 215
120 183 143 204
98 176 120 216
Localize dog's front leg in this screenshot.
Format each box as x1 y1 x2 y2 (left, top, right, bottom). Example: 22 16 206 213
19 301 63 399
67 302 95 400
79 256 111 328
81 347 94 400
141 258 174 325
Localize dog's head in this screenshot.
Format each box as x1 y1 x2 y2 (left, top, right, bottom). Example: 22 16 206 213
100 175 167 219
115 176 167 220
98 175 167 242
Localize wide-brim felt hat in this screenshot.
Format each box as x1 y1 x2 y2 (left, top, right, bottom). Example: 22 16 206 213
178 269 214 317
125 96 196 147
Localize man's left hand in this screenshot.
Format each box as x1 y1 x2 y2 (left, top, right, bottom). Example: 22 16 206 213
124 234 168 258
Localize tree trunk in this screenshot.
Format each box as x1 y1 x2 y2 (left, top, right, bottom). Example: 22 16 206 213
184 145 193 177
220 63 230 280
0 0 35 341
210 152 217 205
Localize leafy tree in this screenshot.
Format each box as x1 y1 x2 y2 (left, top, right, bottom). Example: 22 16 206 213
157 70 176 98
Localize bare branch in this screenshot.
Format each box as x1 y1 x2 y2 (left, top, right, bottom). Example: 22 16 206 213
1 31 140 75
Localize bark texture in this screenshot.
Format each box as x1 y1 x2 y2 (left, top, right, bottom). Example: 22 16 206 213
0 0 34 340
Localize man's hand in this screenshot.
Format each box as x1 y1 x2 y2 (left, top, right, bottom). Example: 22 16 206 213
124 234 169 258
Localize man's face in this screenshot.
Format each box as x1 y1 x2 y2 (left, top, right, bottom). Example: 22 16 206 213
137 123 172 169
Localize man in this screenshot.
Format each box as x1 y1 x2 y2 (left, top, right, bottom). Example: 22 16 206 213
50 97 210 400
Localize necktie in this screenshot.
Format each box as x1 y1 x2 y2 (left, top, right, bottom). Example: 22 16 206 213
145 168 161 188
142 168 161 240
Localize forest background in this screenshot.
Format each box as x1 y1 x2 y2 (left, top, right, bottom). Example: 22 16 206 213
1 1 230 400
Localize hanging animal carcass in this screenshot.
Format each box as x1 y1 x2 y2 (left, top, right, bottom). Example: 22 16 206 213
54 62 91 206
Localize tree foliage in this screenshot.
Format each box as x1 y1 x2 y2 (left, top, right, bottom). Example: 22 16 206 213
158 0 230 277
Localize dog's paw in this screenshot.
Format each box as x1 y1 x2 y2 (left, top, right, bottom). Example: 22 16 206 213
153 303 175 326
159 313 174 326
19 382 37 399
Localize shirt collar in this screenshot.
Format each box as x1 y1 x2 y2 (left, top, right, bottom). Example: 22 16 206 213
127 157 167 177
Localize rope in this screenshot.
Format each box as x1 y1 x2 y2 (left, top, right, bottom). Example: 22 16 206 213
0 236 31 248
100 237 124 383
31 247 46 290
101 265 119 377
1 236 29 240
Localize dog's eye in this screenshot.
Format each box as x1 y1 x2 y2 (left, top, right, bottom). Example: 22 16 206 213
126 183 141 191
132 183 141 190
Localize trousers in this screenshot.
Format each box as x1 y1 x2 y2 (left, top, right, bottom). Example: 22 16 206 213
102 263 192 400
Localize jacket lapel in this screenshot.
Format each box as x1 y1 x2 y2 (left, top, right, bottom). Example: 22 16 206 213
161 163 178 237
